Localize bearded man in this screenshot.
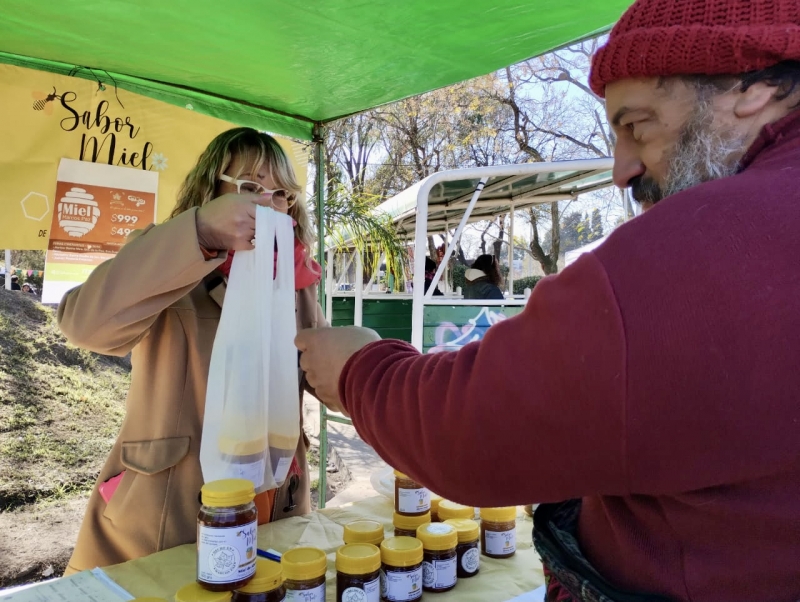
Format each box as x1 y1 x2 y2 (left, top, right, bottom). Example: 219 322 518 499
296 1 800 600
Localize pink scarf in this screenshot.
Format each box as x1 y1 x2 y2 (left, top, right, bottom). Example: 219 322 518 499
217 237 321 291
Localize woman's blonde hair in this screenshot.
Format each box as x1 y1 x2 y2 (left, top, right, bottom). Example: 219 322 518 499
170 127 314 257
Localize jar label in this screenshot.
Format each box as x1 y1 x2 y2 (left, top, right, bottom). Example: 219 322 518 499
285 582 325 602
197 521 258 584
422 556 457 590
397 487 430 513
380 567 423 601
461 547 480 573
484 528 516 555
230 457 266 490
342 577 380 602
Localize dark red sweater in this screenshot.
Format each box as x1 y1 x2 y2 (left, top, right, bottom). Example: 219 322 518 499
340 112 800 601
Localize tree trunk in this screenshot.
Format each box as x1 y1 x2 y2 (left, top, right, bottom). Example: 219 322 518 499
427 236 438 260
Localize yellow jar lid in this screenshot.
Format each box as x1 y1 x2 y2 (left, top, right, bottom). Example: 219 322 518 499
236 558 283 594
393 511 431 531
174 583 232 602
437 500 474 521
443 518 480 542
336 543 381 575
343 520 385 546
380 536 424 567
393 469 413 480
218 435 267 456
130 598 168 602
415 523 457 551
200 479 256 507
430 492 443 508
281 547 328 581
480 507 518 523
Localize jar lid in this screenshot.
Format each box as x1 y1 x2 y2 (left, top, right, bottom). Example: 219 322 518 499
200 479 256 507
437 500 474 520
236 558 283 594
443 518 480 542
393 511 431 531
336 543 381 575
130 599 168 602
430 492 443 508
380 536 424 567
343 520 385 546
480 506 518 523
415 522 457 550
217 435 267 456
392 469 410 479
281 547 328 581
174 583 232 602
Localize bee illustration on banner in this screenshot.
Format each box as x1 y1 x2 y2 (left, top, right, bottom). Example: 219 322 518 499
31 87 63 114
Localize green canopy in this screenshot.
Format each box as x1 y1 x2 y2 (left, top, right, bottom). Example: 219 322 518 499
0 0 629 140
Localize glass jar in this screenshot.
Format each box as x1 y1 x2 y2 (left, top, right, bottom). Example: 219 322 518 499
393 511 431 538
336 543 381 602
343 520 385 547
443 519 480 578
415 523 457 593
429 493 443 522
197 479 258 591
281 547 327 602
232 558 285 602
175 583 233 602
436 500 474 522
380 537 423 602
218 436 269 492
480 507 517 558
393 470 430 516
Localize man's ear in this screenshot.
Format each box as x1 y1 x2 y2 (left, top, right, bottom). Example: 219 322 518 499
734 82 781 118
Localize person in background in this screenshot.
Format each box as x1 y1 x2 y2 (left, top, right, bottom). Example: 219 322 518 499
58 127 326 574
463 254 504 300
295 0 800 599
21 283 35 295
10 274 21 290
423 257 443 296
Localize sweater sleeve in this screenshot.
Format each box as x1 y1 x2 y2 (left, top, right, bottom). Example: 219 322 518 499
57 208 225 356
340 253 628 507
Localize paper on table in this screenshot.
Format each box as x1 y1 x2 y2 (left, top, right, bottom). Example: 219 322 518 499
505 585 546 602
0 568 134 602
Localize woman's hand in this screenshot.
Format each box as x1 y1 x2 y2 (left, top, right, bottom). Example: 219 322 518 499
195 192 274 251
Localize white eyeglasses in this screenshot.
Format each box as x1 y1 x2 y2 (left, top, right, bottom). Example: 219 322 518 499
218 174 295 208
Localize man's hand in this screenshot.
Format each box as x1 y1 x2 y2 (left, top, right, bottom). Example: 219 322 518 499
195 192 274 252
296 327 381 415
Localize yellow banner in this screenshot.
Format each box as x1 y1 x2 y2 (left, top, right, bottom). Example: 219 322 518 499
0 64 308 250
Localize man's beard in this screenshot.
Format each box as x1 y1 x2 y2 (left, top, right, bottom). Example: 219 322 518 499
630 101 748 206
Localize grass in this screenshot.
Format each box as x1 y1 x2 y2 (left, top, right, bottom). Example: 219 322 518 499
0 291 130 510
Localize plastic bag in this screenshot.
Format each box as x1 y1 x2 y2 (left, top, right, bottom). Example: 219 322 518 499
200 206 300 493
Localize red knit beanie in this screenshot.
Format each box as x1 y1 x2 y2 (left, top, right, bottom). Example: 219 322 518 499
589 0 800 98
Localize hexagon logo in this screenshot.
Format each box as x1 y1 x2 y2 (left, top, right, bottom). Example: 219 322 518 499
20 192 50 221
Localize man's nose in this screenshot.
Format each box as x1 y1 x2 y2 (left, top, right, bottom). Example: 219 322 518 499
612 139 645 188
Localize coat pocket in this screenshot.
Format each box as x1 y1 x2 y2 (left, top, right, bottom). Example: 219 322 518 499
103 436 190 524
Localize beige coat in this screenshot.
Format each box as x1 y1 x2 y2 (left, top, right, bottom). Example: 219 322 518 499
58 208 325 574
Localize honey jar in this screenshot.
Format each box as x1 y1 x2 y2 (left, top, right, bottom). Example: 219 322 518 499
175 583 232 602
393 511 431 537
380 537 423 601
393 470 430 516
444 518 480 578
343 519 385 547
197 479 258 591
415 523 457 593
429 493 443 522
232 558 285 602
436 500 474 522
480 507 517 558
336 543 381 602
281 547 327 601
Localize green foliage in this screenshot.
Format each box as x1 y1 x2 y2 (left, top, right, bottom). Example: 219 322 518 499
513 276 543 295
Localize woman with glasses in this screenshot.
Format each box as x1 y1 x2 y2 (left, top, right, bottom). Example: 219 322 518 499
58 127 326 574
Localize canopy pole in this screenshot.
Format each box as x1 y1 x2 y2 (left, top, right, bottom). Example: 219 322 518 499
313 123 326 309
425 178 487 301
325 248 334 322
4 250 10 290
355 249 364 327
508 203 514 297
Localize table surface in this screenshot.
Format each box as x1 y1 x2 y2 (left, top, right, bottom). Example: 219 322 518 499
104 495 545 601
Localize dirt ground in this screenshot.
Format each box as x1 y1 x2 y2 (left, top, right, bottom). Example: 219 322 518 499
0 435 350 588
